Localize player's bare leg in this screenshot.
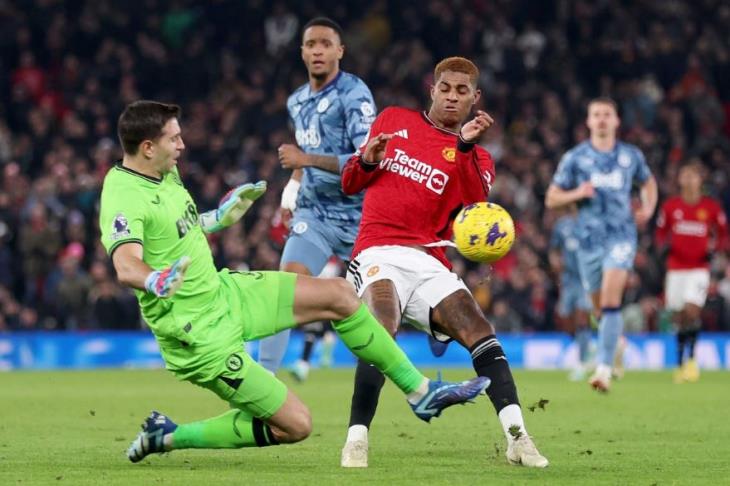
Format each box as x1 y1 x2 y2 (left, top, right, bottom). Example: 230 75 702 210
342 280 401 468
293 275 487 427
589 269 628 392
432 290 548 468
265 391 313 442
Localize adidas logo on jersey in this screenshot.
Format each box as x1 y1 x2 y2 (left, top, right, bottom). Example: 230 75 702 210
394 129 409 139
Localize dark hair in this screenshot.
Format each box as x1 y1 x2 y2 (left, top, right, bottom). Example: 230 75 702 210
117 100 181 155
434 57 480 87
587 97 619 115
302 17 344 43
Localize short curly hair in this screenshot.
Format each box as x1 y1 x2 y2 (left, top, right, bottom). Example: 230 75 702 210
434 57 479 87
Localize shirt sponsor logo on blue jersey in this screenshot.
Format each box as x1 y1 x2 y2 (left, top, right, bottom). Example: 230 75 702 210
295 125 321 148
590 170 624 189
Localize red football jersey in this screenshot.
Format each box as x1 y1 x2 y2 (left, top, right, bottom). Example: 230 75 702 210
655 195 728 270
342 107 495 269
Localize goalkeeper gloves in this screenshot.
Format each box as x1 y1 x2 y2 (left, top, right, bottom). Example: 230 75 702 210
280 178 300 212
199 181 267 233
144 256 191 298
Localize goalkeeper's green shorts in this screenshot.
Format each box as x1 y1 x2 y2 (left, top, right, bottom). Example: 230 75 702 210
160 270 298 419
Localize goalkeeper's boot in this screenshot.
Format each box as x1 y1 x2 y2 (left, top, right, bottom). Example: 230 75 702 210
127 411 177 463
588 364 612 393
683 358 700 382
410 376 489 423
506 435 549 468
428 335 450 357
289 359 310 383
341 439 369 468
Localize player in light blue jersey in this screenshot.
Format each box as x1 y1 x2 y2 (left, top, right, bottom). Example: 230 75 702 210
257 17 376 375
549 207 593 381
545 98 657 392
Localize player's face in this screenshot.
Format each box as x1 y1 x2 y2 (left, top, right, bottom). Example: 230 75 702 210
586 102 620 138
678 166 702 193
301 26 343 80
430 71 480 127
150 118 185 174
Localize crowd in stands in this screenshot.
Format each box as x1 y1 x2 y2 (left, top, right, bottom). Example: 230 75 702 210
1 0 729 332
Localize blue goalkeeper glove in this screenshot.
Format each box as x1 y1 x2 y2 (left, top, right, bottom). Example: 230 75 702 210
144 256 191 298
199 181 267 233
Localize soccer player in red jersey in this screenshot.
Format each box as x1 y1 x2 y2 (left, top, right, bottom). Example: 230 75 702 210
339 57 548 468
655 160 728 382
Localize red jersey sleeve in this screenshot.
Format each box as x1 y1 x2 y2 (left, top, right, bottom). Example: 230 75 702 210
654 200 670 247
455 138 495 205
341 109 388 195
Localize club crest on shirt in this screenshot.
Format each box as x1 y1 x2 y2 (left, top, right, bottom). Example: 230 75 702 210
293 221 308 234
111 213 130 240
696 208 708 221
442 147 456 162
367 265 380 277
317 98 330 113
618 152 632 168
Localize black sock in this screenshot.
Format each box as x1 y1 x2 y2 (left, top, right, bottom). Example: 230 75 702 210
251 417 280 446
470 335 519 413
686 328 699 359
677 330 688 365
348 358 386 428
301 332 316 362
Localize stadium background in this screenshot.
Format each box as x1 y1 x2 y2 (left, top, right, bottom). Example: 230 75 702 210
0 0 729 367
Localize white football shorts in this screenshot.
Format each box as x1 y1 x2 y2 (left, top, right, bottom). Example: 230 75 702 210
346 245 469 339
665 268 710 311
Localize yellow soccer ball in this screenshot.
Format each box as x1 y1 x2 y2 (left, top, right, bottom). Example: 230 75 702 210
453 202 515 263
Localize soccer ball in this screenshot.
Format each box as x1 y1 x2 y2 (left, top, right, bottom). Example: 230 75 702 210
452 202 515 263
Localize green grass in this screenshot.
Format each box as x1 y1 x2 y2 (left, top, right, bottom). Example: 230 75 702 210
1 369 728 485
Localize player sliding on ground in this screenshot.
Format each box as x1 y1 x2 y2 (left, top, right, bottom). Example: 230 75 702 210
99 101 489 463
339 57 548 468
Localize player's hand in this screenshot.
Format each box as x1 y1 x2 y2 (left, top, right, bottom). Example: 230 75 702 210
634 206 653 228
199 181 267 233
576 181 595 200
361 133 394 165
145 256 191 299
278 144 309 170
460 110 495 143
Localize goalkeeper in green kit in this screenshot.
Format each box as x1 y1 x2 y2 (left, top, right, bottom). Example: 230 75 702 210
99 101 489 462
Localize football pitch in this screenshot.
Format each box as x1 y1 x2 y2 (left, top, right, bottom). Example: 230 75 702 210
2 369 728 485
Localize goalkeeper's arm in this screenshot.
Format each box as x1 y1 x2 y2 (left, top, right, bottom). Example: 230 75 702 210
199 180 267 233
111 242 190 299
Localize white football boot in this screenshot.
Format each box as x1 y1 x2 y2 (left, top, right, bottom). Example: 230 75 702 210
506 435 549 468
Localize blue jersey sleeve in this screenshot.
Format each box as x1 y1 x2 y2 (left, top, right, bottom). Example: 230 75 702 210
552 151 577 189
337 82 376 172
632 147 651 184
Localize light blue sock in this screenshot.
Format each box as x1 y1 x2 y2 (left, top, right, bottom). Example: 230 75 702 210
576 328 592 364
596 308 623 366
258 329 291 374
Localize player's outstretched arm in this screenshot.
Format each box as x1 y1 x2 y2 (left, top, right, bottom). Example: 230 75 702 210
278 144 340 173
199 181 267 233
545 182 594 209
111 242 190 298
634 175 658 227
